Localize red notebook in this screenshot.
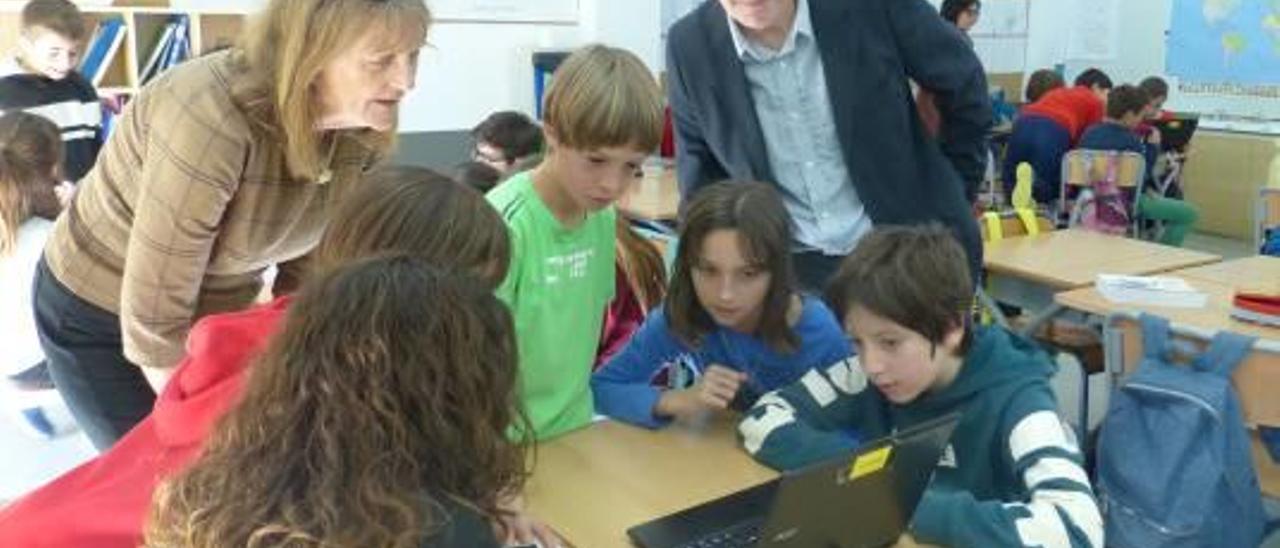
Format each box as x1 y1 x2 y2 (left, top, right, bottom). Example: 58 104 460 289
1231 292 1280 327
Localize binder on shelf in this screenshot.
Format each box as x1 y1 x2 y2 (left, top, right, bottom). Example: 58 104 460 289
77 18 126 87
140 16 190 85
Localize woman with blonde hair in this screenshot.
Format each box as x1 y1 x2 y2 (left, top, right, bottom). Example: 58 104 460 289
33 0 430 450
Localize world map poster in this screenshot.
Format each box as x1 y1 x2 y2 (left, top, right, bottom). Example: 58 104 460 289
1166 0 1280 86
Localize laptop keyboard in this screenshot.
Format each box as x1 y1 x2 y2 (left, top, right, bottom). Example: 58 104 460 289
679 519 763 548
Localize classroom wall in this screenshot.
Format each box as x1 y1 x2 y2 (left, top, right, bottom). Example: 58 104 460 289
1022 0 1279 240
172 0 662 133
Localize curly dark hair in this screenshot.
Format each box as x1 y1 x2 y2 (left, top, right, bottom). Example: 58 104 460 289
145 255 528 547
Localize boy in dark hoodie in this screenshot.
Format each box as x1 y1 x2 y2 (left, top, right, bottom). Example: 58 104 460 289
738 224 1103 548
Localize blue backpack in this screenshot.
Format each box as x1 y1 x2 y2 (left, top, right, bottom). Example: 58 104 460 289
1261 226 1280 256
1096 314 1266 548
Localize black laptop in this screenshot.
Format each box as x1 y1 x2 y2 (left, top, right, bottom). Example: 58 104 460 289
1153 116 1199 151
627 412 960 548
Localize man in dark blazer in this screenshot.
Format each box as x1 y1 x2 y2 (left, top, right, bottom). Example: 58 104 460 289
667 0 990 289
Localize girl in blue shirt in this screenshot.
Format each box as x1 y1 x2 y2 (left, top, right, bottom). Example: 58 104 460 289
592 182 852 429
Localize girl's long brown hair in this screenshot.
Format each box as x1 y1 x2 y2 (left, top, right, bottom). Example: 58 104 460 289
615 214 667 312
145 255 526 547
0 111 60 256
666 182 799 352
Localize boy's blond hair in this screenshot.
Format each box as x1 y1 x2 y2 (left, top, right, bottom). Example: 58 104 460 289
21 0 87 42
542 44 664 153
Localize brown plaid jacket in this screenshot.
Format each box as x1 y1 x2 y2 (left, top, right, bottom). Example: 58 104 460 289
44 51 381 369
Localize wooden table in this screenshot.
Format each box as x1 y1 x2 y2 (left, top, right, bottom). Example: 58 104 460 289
1166 255 1280 291
618 168 680 222
525 417 776 548
1055 273 1278 342
982 230 1221 334
983 229 1223 291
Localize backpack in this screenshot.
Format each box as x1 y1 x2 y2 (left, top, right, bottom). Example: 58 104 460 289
1096 314 1266 548
1261 225 1280 256
1073 155 1132 235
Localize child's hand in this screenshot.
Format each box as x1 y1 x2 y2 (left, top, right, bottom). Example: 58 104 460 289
691 365 747 410
54 181 76 210
495 493 564 548
655 365 747 420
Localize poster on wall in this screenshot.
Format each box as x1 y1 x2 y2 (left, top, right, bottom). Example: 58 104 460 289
431 0 578 23
1067 0 1120 60
969 0 1029 37
1167 0 1280 87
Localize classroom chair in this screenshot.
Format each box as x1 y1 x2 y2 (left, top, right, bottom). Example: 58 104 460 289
1058 149 1146 236
1256 187 1280 251
1102 311 1280 497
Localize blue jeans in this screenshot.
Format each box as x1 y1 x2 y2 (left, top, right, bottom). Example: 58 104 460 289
1003 114 1071 205
33 258 155 450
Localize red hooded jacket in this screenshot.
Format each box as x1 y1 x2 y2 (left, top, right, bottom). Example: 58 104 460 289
0 298 289 547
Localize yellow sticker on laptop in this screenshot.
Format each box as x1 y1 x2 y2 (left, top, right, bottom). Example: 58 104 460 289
849 446 892 481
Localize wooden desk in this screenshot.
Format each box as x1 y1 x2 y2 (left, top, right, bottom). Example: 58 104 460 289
983 229 1222 291
619 168 680 222
1056 276 1278 342
1054 256 1278 340
525 417 776 548
1168 255 1280 292
1055 254 1279 419
982 230 1221 334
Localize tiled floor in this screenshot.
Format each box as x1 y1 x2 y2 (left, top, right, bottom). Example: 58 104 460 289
0 388 95 502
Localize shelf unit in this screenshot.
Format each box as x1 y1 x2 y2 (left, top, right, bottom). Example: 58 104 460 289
0 1 247 96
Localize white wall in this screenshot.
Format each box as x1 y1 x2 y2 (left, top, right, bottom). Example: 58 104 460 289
171 0 663 132
1024 0 1280 132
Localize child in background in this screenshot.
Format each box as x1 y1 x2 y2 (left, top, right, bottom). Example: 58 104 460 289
0 0 102 183
596 213 668 368
472 110 544 175
939 0 982 45
1004 68 1113 204
1024 68 1065 104
1135 76 1175 145
455 160 505 194
1078 85 1198 246
145 257 524 548
592 182 852 429
0 111 74 437
739 225 1102 548
487 44 665 440
0 167 558 548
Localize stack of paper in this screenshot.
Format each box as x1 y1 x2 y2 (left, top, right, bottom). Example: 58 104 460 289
1095 274 1208 308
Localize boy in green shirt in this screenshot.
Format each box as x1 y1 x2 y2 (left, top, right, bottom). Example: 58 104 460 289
487 44 664 440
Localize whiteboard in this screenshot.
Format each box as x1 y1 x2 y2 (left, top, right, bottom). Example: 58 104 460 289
431 0 578 23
